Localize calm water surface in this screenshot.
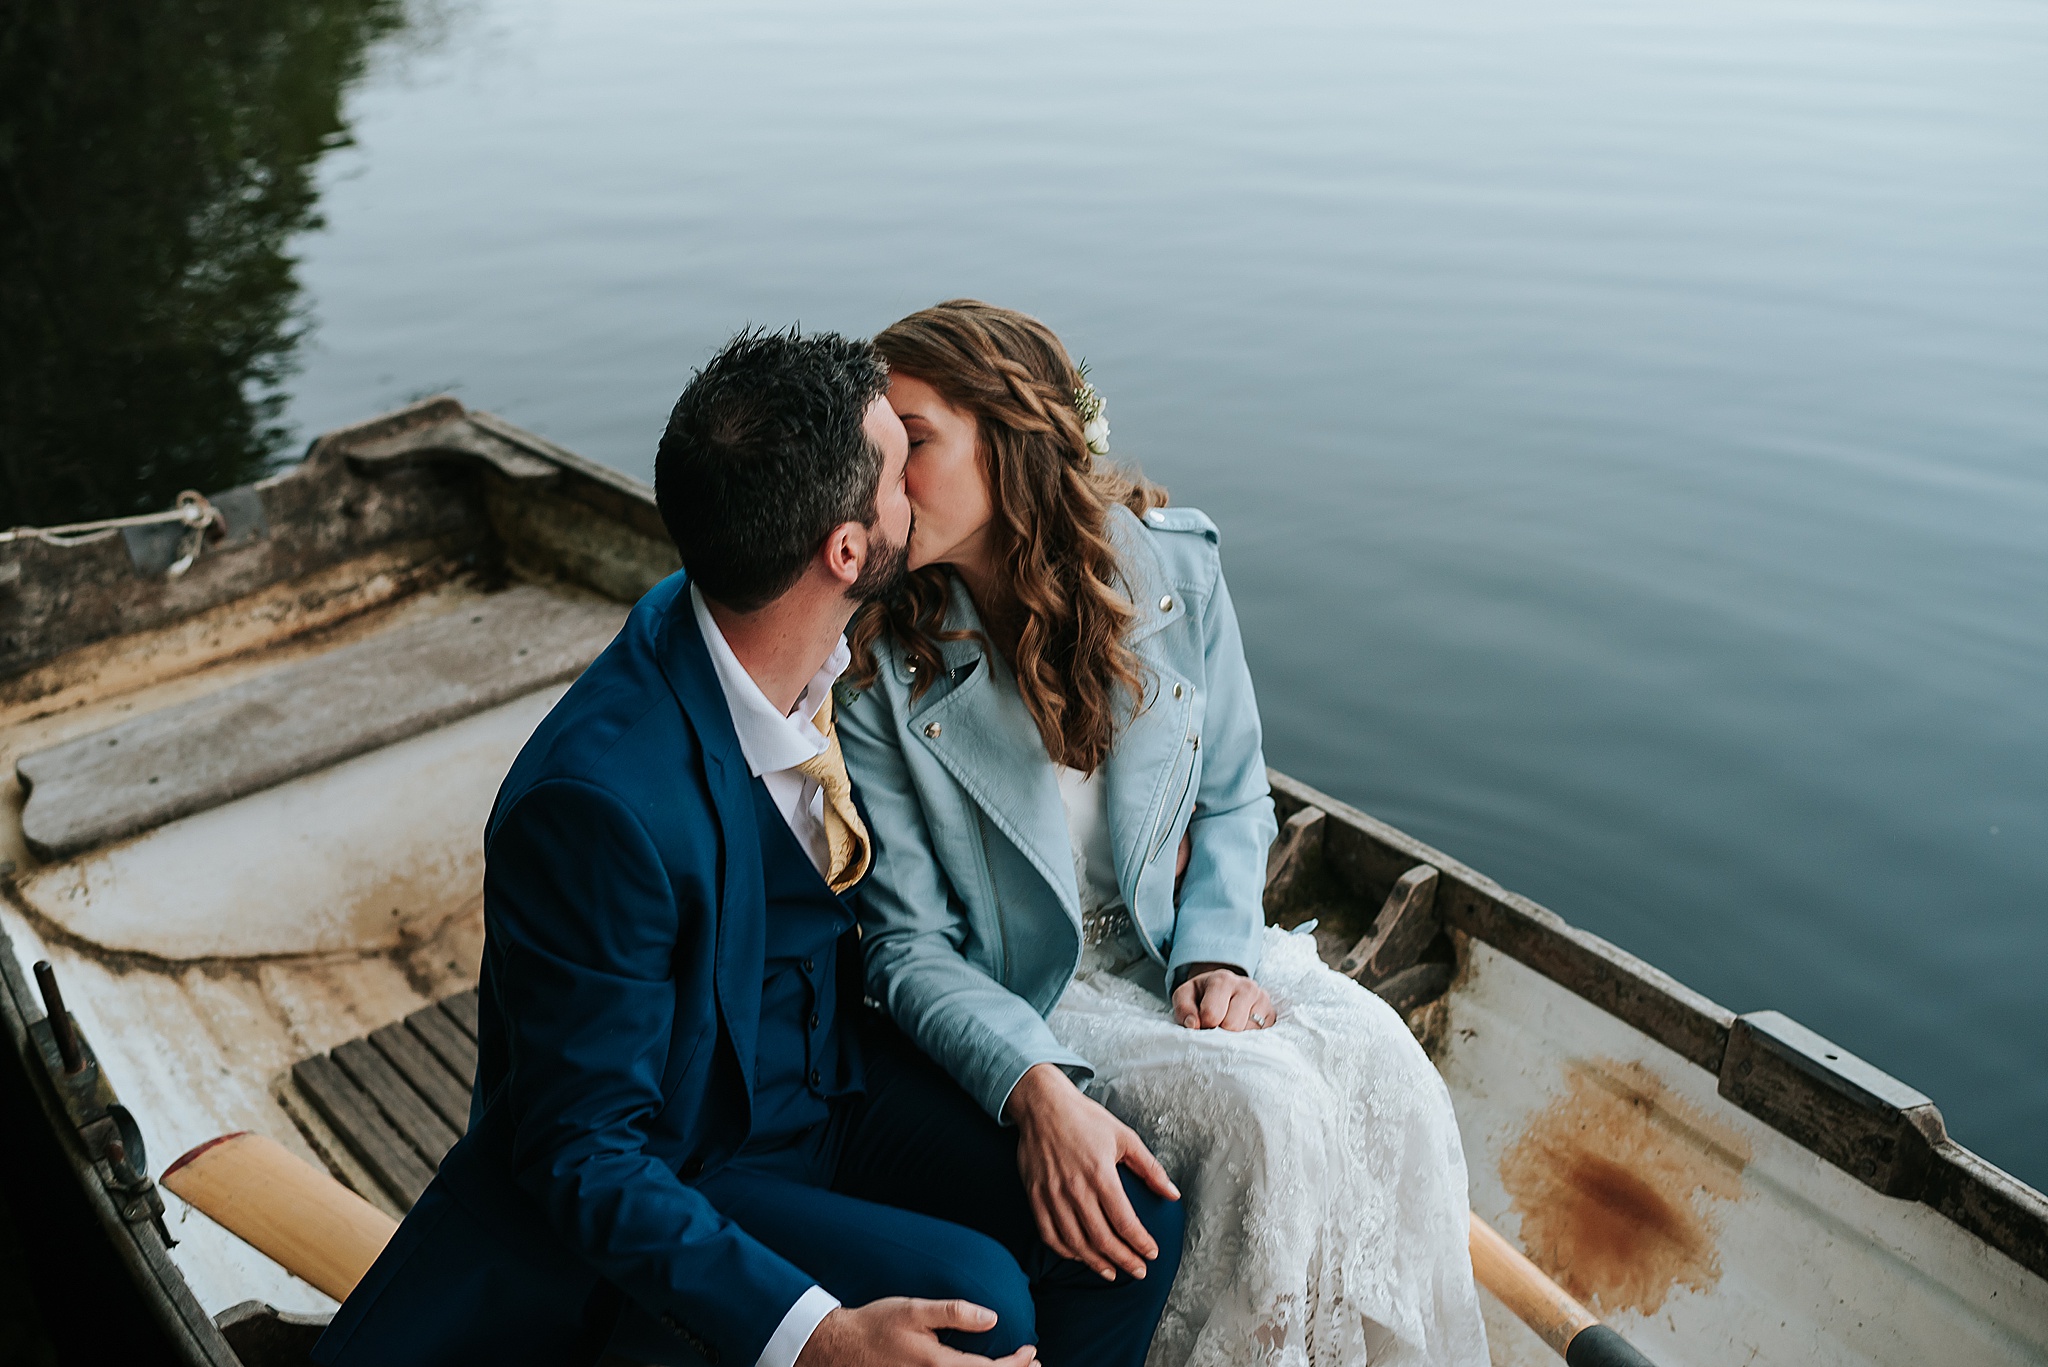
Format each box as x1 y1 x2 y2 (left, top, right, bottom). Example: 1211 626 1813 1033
16 0 2048 1185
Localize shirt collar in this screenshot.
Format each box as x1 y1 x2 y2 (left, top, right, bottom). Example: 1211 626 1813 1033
689 583 845 779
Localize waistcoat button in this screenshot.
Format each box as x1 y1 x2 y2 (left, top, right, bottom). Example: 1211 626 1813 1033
809 1069 822 1087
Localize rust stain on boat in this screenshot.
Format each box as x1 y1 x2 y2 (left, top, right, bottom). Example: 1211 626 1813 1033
1500 1057 1750 1315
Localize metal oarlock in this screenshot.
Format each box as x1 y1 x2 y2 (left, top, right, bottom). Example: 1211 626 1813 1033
33 960 84 1075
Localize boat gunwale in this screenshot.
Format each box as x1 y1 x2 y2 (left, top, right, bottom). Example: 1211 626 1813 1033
0 912 241 1365
1265 775 2048 1286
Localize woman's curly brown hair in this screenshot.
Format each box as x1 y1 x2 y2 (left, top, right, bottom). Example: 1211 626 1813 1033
846 300 1166 772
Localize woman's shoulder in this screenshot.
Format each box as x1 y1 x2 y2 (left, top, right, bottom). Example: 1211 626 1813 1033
1110 502 1225 602
1132 503 1220 545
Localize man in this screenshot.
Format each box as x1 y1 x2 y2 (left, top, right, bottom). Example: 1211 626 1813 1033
314 328 1182 1367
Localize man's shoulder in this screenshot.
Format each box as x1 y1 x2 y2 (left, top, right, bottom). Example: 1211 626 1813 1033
494 591 706 823
525 686 696 790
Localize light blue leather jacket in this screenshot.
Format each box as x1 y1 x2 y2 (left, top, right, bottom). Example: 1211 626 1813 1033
838 504 1277 1121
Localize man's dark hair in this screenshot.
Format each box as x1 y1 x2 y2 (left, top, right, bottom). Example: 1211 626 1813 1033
655 327 890 611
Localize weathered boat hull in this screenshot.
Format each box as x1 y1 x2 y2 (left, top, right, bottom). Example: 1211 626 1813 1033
1261 772 2048 1364
2 400 2042 1365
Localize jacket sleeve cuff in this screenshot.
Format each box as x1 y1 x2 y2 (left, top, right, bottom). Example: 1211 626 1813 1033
755 1285 840 1367
988 1045 1095 1124
1167 919 1267 987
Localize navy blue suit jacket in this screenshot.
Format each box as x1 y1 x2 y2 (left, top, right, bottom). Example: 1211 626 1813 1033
317 570 829 1367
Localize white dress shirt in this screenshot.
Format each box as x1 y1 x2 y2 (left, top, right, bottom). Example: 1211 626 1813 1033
690 584 846 877
687 584 847 1366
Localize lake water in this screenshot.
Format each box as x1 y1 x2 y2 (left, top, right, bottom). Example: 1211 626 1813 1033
7 0 2044 1189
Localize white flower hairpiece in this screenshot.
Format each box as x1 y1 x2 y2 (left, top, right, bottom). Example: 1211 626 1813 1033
1073 361 1110 456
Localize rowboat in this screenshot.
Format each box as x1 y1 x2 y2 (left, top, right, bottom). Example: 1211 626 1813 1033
2 399 2042 1365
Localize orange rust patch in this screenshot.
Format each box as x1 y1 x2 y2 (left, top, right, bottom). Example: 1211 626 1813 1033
1500 1058 1750 1316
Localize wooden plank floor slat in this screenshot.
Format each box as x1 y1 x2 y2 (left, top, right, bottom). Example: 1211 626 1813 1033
292 1054 433 1208
292 987 487 1212
333 1038 460 1168
369 1022 473 1133
408 1002 479 1084
440 988 480 1040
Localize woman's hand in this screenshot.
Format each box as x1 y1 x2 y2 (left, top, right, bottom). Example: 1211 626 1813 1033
1003 1063 1180 1280
798 1300 1037 1367
1171 965 1275 1031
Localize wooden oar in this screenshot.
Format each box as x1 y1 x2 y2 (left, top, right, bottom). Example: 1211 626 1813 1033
163 1132 397 1302
1468 1210 1658 1366
166 1131 1657 1364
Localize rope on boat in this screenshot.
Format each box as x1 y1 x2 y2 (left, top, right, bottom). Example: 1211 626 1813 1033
0 490 226 576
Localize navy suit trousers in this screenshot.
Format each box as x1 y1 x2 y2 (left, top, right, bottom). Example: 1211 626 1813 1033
606 1016 1183 1367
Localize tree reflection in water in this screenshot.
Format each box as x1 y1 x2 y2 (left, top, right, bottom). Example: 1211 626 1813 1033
0 0 407 527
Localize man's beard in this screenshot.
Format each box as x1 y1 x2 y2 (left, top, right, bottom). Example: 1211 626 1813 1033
849 517 911 603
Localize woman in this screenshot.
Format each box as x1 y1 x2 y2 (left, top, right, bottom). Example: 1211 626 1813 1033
837 301 1488 1367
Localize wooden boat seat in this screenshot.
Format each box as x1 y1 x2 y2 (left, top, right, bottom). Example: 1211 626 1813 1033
292 989 480 1210
17 585 627 861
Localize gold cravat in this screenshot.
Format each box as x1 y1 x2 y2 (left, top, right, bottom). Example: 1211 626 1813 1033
796 693 871 893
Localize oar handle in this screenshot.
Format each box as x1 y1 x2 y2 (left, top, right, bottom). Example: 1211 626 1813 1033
163 1132 398 1302
164 1131 1660 1365
1468 1211 1659 1367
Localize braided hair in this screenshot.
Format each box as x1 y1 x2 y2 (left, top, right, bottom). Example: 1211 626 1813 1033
846 300 1166 772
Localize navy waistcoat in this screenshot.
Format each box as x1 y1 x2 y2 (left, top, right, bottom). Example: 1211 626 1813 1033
744 774 861 1150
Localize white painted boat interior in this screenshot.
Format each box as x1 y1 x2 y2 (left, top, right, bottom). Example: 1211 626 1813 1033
1443 941 2048 1364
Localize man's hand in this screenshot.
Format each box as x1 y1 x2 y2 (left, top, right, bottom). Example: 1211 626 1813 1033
1171 965 1275 1032
1003 1063 1180 1280
796 1300 1037 1367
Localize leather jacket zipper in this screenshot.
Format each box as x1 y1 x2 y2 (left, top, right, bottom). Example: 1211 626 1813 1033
1147 730 1199 865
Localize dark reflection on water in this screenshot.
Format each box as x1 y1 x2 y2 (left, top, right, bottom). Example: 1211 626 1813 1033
0 0 405 525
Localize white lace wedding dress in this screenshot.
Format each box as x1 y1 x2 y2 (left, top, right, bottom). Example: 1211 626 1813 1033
1047 773 1490 1367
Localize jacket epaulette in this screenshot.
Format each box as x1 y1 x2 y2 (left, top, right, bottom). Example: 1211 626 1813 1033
1139 505 1220 544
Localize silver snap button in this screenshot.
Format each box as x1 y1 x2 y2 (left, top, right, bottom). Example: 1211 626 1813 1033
905 659 918 674
1158 595 1174 612
1172 683 1184 699
923 722 942 739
